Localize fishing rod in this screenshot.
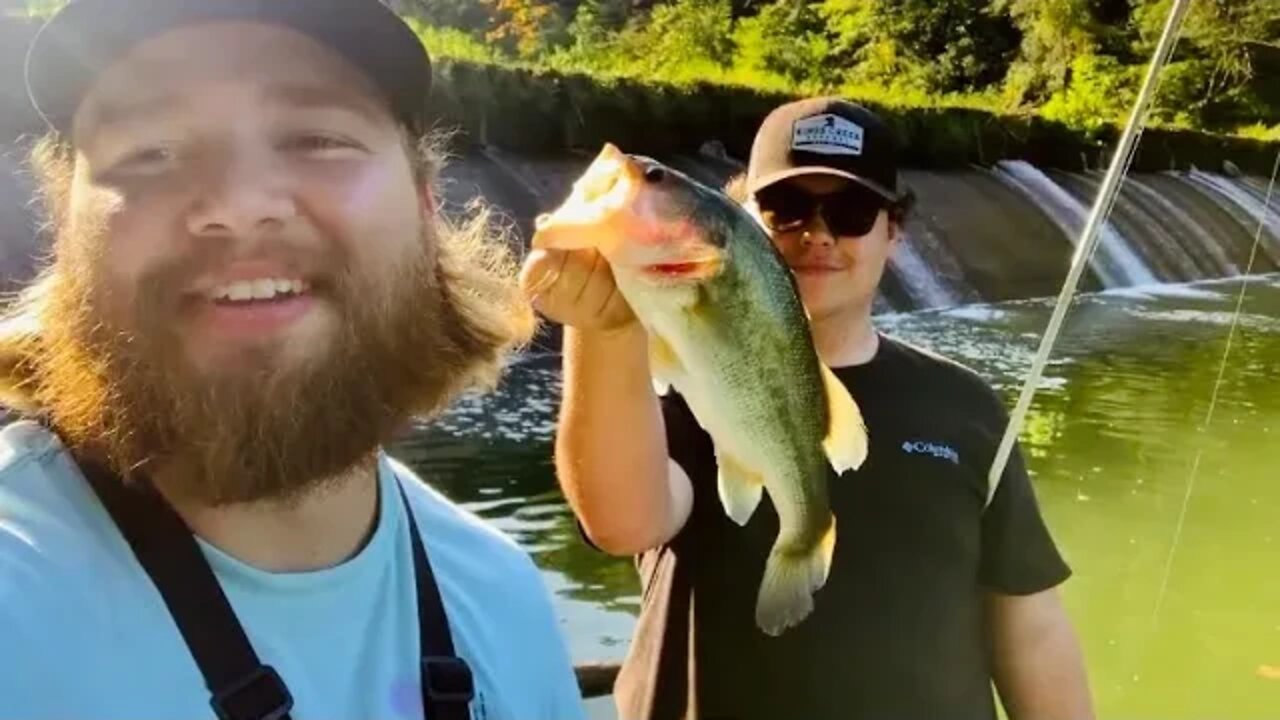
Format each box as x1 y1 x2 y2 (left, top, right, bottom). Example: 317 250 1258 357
985 0 1196 505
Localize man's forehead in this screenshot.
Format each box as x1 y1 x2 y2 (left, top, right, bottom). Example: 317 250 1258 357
74 21 391 134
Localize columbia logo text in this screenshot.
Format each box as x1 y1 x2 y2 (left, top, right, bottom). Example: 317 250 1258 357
901 440 960 465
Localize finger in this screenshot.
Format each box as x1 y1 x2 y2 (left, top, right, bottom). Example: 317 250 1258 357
550 248 605 301
519 248 569 300
572 250 605 304
599 282 636 328
572 251 621 315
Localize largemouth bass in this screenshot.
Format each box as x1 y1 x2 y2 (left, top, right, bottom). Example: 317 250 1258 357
533 144 869 635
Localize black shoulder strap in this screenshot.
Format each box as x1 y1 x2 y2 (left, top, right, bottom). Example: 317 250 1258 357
398 481 475 720
82 459 473 720
82 461 295 720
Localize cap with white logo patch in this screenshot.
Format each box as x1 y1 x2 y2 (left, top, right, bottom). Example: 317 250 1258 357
747 97 901 201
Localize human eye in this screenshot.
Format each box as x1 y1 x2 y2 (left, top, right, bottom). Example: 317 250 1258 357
109 145 177 176
279 131 367 157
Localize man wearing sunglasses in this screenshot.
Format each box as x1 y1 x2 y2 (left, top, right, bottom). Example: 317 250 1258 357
524 97 1092 719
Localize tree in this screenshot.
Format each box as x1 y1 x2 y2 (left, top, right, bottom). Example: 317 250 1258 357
1134 0 1280 125
733 0 832 86
393 0 492 33
614 0 737 79
483 0 567 58
818 0 1019 93
996 0 1101 106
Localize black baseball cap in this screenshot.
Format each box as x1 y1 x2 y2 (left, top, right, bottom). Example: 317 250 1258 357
24 0 433 137
747 97 902 202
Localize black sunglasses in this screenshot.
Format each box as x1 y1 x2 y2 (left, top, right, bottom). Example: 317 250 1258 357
755 183 888 238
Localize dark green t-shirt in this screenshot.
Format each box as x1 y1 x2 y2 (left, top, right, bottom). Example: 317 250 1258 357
612 334 1071 720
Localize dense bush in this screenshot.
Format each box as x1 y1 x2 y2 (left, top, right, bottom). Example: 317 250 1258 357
424 57 1280 176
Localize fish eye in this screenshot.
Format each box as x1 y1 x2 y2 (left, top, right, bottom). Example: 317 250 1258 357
644 166 666 184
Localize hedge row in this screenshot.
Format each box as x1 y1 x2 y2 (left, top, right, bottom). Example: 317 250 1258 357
427 59 1280 176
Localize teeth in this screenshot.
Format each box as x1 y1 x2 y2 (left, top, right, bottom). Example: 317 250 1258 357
228 282 254 301
247 279 269 300
209 278 307 302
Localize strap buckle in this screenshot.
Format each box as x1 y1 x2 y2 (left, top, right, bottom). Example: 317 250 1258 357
210 664 294 720
422 656 475 704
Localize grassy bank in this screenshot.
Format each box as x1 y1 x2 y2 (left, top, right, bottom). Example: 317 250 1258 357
425 57 1280 177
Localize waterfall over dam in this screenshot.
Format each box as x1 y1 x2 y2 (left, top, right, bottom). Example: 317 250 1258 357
1 140 1276 315
427 145 1279 314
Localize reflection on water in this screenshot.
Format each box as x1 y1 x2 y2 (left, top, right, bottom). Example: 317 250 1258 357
389 273 1280 719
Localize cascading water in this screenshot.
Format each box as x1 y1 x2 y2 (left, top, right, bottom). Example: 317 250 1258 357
992 160 1158 288
1184 170 1280 257
1123 176 1239 279
888 234 963 309
2 138 1278 313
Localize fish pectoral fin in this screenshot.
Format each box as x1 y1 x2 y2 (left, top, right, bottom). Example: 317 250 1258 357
715 450 764 526
820 363 869 475
648 332 682 398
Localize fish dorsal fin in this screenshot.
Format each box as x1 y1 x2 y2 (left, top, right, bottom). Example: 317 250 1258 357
715 448 764 526
820 364 868 475
648 332 682 397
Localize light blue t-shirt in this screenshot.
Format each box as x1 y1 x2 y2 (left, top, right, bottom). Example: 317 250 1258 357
0 421 585 720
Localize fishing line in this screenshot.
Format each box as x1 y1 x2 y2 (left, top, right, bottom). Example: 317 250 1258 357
985 0 1195 505
1150 145 1280 627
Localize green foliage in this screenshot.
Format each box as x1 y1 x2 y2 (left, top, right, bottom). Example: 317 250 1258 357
396 0 492 33
818 0 1019 92
1134 0 1280 127
483 0 567 58
619 0 737 79
732 0 832 87
408 20 509 65
1235 122 1280 142
12 0 1254 141
1040 53 1139 133
544 0 754 86
409 0 1280 138
996 0 1099 106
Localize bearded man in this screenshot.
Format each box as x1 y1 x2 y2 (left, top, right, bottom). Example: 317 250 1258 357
0 1 584 719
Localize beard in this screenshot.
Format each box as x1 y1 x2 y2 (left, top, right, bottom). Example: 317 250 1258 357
32 226 480 507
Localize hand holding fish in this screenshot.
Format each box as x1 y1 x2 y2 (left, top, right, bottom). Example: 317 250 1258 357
519 247 637 332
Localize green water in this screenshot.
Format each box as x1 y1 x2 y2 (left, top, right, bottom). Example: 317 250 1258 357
390 273 1280 719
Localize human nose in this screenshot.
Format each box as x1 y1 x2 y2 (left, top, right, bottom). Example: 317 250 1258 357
800 213 835 248
184 150 297 241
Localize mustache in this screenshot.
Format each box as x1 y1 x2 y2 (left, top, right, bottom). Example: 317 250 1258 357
132 238 349 309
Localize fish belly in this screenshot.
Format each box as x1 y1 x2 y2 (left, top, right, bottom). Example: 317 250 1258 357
640 295 830 544
621 270 841 635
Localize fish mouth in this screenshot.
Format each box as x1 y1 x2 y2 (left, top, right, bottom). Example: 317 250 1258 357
641 257 723 282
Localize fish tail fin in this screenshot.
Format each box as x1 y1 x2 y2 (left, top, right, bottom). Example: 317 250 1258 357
754 514 836 636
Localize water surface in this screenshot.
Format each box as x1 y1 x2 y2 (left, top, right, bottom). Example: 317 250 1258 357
391 273 1280 719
